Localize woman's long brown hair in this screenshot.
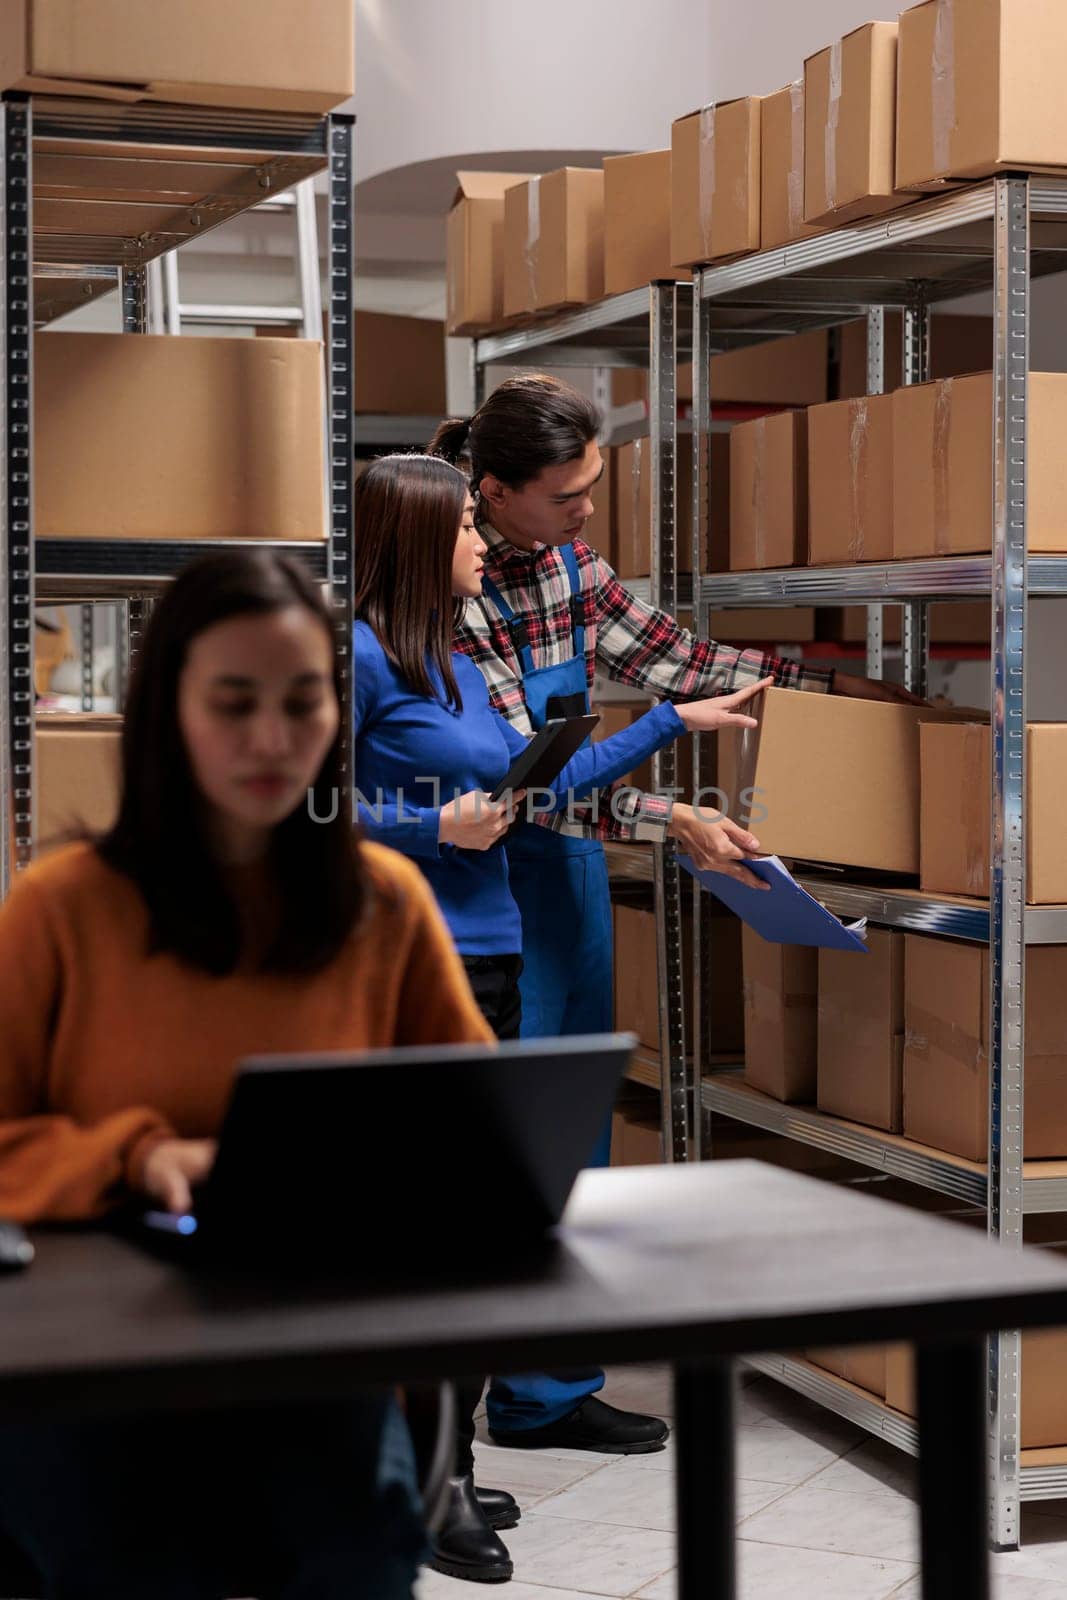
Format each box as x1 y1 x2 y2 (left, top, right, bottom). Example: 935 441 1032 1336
353 453 469 708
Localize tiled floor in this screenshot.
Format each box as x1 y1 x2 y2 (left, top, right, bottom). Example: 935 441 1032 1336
415 1365 1067 1600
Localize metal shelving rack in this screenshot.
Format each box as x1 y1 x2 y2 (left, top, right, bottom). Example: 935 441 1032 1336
686 174 1067 1544
1 93 355 898
474 285 699 1163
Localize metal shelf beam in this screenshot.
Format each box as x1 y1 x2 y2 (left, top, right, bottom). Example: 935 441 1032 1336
701 557 1067 605
34 538 327 596
475 283 694 369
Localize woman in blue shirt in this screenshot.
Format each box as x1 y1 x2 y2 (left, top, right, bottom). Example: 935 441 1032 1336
352 453 767 1585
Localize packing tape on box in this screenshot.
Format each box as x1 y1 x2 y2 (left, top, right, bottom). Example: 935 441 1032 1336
933 378 953 555
525 176 541 309
752 418 767 567
825 38 843 213
788 79 805 237
848 397 869 560
932 0 957 178
905 1008 986 1073
699 102 717 258
960 723 987 893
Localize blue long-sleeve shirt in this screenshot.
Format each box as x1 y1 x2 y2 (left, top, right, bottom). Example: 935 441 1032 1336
353 620 686 956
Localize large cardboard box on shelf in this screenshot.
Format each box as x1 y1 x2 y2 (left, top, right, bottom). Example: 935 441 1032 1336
761 81 825 252
0 0 354 111
822 602 990 646
615 902 743 1057
837 312 992 399
708 608 818 644
36 713 122 854
446 173 526 337
806 1345 896 1400
804 21 905 227
729 687 979 875
903 935 1067 1162
893 373 1067 558
807 393 893 565
611 1106 665 1167
503 167 605 320
896 0 1067 193
613 332 829 411
742 926 818 1103
353 313 445 416
613 438 693 580
886 1248 1067 1448
671 98 761 269
730 411 808 571
920 723 1067 904
818 929 905 1132
604 150 676 297
35 333 325 540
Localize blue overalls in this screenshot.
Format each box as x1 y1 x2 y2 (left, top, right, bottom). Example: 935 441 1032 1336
481 543 612 1431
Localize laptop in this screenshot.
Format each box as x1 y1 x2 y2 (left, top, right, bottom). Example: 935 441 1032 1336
139 1033 635 1270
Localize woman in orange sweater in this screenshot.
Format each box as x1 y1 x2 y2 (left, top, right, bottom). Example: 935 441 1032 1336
0 550 491 1598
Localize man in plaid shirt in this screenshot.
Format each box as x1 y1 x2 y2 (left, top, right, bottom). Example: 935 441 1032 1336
432 375 912 1459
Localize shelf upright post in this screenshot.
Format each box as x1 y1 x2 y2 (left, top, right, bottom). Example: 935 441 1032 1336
689 282 714 1161
987 174 1030 1553
471 343 486 411
327 114 355 824
902 293 932 696
864 306 886 681
649 280 689 1163
1 96 35 898
80 604 94 712
120 264 151 697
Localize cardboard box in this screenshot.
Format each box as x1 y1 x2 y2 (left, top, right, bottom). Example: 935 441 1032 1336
671 98 761 268
35 333 325 540
709 608 818 643
603 150 675 297
806 1346 892 1399
818 930 905 1131
893 373 1067 558
614 332 829 410
503 167 604 319
837 312 992 399
354 313 445 416
36 713 122 854
822 603 990 646
614 437 693 580
0 0 354 112
742 925 818 1103
920 723 1067 904
731 687 976 876
615 903 743 1057
730 412 808 571
760 81 825 252
804 21 904 227
808 393 893 564
446 172 526 336
903 936 1067 1162
611 1106 665 1166
896 0 1067 193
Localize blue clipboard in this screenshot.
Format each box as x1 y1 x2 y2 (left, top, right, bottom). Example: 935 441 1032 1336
677 853 868 952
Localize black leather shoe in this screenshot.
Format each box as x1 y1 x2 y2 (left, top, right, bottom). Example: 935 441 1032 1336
488 1394 669 1455
430 1473 514 1583
475 1485 521 1531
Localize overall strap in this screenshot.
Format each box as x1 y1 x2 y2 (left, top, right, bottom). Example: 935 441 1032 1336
480 575 535 676
559 542 586 660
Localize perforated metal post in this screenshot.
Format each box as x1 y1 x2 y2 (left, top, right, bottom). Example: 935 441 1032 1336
80 604 94 712
902 295 932 697
327 115 354 824
121 264 148 334
987 175 1029 1553
650 282 689 1163
864 307 885 680
123 597 152 698
689 285 713 1163
1 98 35 894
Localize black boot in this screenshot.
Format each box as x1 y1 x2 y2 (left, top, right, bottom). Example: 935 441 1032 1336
430 1473 514 1583
475 1485 521 1531
488 1394 669 1455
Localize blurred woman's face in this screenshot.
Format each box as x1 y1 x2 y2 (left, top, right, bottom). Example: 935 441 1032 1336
451 494 488 599
178 606 338 857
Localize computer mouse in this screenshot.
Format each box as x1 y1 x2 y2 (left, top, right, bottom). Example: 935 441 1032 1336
0 1221 34 1272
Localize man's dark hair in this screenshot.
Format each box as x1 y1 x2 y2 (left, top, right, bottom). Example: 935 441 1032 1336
97 549 365 977
430 373 601 491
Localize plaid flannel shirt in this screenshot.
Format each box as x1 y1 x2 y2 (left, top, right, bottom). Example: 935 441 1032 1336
453 522 833 843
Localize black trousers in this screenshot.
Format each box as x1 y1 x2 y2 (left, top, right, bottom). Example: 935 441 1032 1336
409 954 523 1484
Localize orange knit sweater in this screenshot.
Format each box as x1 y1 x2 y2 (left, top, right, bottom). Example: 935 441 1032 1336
0 841 492 1222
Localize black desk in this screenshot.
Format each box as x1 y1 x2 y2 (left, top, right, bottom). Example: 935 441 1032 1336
5 1160 1067 1599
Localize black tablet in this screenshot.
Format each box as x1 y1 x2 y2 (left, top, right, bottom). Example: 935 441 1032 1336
489 714 600 802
